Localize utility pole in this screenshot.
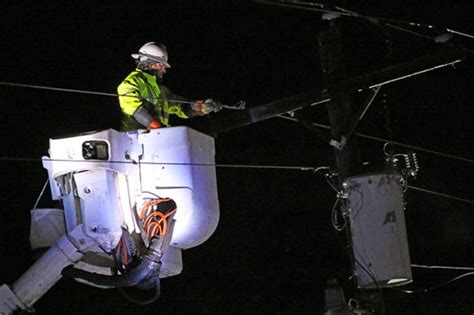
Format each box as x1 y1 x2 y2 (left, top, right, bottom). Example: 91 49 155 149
317 16 386 314
204 6 464 313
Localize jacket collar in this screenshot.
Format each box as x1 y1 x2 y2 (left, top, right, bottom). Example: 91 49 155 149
136 68 156 79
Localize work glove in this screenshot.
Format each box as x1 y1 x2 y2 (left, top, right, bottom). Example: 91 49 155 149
202 99 222 114
148 119 161 129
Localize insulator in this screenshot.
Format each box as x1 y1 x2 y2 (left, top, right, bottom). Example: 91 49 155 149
405 152 419 177
403 154 411 169
411 153 419 172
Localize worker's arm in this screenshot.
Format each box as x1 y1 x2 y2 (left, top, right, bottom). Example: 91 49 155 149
132 104 161 129
159 85 194 118
160 86 222 118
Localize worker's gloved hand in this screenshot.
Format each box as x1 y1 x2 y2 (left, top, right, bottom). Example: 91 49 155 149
149 119 161 129
202 99 222 114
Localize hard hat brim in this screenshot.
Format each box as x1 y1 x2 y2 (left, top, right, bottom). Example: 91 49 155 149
131 53 171 68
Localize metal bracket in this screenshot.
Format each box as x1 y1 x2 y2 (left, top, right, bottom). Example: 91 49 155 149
329 136 347 150
342 86 381 145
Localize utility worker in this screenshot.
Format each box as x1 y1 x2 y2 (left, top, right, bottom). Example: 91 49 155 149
117 42 221 130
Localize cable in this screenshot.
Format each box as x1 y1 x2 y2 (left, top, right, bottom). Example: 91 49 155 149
139 198 176 238
323 172 341 193
331 195 346 232
254 0 353 16
384 23 436 41
32 178 49 209
412 264 474 271
367 59 463 89
277 115 474 164
396 272 474 294
0 81 194 105
118 277 161 305
3 154 474 204
254 1 474 42
354 256 383 292
344 218 385 294
348 188 365 221
327 195 385 295
381 23 474 54
0 81 246 111
277 117 474 204
407 185 474 205
255 1 474 55
0 156 326 173
0 58 464 158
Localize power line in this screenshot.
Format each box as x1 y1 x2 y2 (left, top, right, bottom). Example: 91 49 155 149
277 114 474 164
4 74 469 166
0 156 328 173
0 81 118 97
32 178 49 209
254 0 474 43
277 115 474 204
396 272 474 294
4 78 469 163
407 185 474 205
2 155 473 205
1 81 472 202
0 81 194 105
366 59 462 89
0 81 246 110
412 264 474 271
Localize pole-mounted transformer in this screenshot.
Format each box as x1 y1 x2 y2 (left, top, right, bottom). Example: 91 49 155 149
343 172 412 289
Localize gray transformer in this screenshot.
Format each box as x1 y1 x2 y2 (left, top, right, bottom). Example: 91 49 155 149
344 172 412 289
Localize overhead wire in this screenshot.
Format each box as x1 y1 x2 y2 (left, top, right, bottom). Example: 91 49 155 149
0 81 247 111
2 140 473 205
277 114 474 164
412 264 474 271
32 178 49 209
407 185 474 205
257 0 474 297
312 160 474 295
0 81 195 105
0 46 471 205
20 150 470 205
321 158 473 296
366 59 463 90
396 272 474 294
0 156 328 173
342 208 474 296
0 93 470 204
276 115 474 205
3 5 471 308
253 0 474 49
329 3 469 46
2 80 470 163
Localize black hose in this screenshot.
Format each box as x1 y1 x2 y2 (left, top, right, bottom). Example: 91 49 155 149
135 271 160 290
118 277 161 305
62 238 163 288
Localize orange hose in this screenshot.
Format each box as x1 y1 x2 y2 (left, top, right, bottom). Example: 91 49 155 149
139 198 176 238
122 236 129 265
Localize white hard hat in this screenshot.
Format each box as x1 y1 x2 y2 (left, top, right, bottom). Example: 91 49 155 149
131 42 171 68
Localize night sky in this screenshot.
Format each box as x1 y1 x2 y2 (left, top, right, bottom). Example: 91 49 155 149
1 1 473 314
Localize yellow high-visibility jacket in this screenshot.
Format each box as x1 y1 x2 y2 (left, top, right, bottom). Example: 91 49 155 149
117 68 190 130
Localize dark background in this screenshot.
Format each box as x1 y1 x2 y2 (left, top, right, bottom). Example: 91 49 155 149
1 1 473 314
